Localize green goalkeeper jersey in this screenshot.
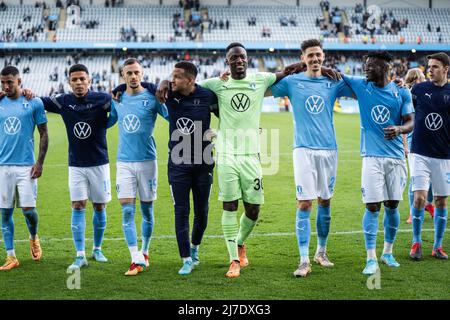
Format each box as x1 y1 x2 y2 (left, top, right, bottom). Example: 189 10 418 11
199 72 276 155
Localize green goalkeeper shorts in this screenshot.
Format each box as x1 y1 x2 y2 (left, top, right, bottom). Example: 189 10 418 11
216 153 264 204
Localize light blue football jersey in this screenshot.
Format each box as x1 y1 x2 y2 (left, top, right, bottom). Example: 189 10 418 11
109 89 169 162
343 75 414 159
0 96 47 165
271 73 353 150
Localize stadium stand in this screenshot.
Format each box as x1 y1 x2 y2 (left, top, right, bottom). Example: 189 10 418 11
1 2 449 44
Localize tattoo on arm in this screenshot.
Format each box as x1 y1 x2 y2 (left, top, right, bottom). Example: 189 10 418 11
37 124 49 166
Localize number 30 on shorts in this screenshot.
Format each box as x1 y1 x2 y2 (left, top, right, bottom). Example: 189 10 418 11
254 178 263 191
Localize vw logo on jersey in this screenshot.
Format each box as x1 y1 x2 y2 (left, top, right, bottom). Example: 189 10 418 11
123 114 141 133
176 117 196 135
73 122 92 139
425 113 443 131
305 95 325 114
231 93 250 112
4 117 21 135
371 105 390 124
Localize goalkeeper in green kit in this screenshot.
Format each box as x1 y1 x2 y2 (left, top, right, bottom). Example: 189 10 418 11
157 42 338 278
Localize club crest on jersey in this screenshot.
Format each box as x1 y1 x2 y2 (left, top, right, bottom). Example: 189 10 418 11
176 117 195 135
425 112 443 131
123 114 141 133
371 105 390 124
231 93 250 112
73 122 92 139
305 95 325 114
4 117 21 135
142 99 149 107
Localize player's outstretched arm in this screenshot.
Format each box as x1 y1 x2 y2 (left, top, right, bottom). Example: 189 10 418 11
107 102 118 128
31 123 49 179
156 80 170 103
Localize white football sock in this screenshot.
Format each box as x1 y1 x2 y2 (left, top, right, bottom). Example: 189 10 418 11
367 249 377 261
383 242 393 255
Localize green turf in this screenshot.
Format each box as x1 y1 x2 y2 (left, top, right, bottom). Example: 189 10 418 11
0 112 448 300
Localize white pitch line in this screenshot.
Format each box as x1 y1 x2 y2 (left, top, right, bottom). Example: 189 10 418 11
2 228 446 243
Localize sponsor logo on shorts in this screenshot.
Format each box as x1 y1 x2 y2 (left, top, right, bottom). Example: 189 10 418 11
123 114 141 133
4 117 21 135
361 188 366 197
305 95 325 114
73 122 92 139
176 117 196 135
424 113 443 131
371 105 390 124
231 93 250 112
296 185 303 195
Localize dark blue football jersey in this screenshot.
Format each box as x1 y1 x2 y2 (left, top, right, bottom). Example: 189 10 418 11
411 81 450 159
41 91 111 167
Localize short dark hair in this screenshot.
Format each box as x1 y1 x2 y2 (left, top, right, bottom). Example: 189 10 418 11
69 64 89 76
174 61 198 78
301 39 322 52
365 51 393 63
427 52 450 67
226 42 246 53
1 66 20 77
122 58 141 67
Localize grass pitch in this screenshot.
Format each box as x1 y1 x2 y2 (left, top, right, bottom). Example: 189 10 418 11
0 112 448 300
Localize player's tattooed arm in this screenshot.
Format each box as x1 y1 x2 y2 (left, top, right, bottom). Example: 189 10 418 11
32 123 49 179
156 80 171 103
384 113 414 140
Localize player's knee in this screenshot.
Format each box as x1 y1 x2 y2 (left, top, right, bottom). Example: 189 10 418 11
383 201 399 209
93 203 105 211
318 198 331 208
223 201 238 212
72 201 86 210
434 196 447 209
366 203 381 212
413 194 426 209
297 200 312 211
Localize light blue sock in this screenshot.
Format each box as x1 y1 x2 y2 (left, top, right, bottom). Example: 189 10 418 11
362 209 379 250
383 206 399 244
1 208 14 251
427 185 433 203
412 207 425 244
140 202 154 253
71 208 86 253
296 208 311 259
93 208 107 249
22 208 38 238
433 208 447 250
122 204 137 247
316 205 331 247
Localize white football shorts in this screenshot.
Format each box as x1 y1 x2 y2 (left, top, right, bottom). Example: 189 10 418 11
0 165 37 208
116 161 157 202
361 156 407 203
68 163 111 203
293 147 338 201
410 153 450 197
